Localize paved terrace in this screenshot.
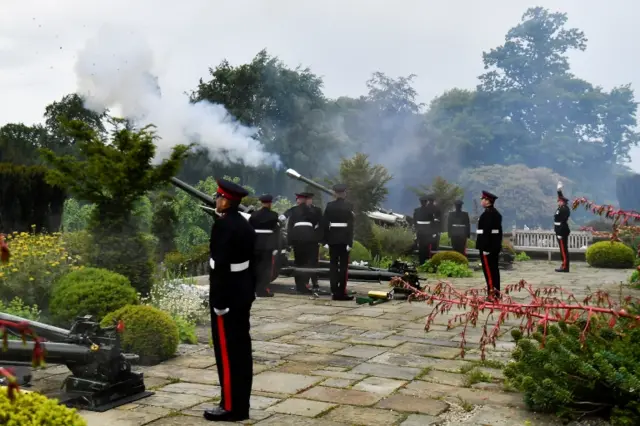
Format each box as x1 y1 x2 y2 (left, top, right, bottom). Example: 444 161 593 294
32 261 634 425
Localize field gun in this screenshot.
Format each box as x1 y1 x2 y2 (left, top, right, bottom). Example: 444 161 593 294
0 313 152 411
284 169 409 226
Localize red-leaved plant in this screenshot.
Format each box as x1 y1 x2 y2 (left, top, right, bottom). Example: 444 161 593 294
390 277 640 360
1 233 45 400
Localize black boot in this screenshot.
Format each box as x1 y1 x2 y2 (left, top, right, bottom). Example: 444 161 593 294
256 288 274 297
332 294 354 301
204 406 249 422
554 268 569 273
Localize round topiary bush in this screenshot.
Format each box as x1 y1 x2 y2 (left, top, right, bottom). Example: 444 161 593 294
349 241 372 262
430 250 469 268
0 387 87 425
585 241 635 269
50 267 139 325
100 305 180 364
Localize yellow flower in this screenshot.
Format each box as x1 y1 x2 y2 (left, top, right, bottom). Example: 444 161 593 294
11 268 18 272
29 277 34 281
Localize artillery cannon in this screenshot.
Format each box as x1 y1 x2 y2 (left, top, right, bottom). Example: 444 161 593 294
170 177 254 220
0 313 152 411
284 169 410 227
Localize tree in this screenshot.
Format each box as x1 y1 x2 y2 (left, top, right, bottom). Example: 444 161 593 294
151 192 178 260
40 119 190 294
330 153 392 247
459 164 570 228
0 124 53 166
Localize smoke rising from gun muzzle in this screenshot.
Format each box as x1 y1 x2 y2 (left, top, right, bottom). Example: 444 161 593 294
74 25 280 167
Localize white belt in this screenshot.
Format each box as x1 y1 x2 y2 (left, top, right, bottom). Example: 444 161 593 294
476 229 500 234
554 222 561 226
294 222 312 227
255 229 273 234
416 221 431 225
435 219 440 221
452 224 465 227
209 259 250 272
330 222 347 227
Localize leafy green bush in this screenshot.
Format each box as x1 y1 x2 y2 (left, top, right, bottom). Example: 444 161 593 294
371 224 414 259
0 387 87 425
88 232 156 296
430 251 469 268
585 241 635 269
163 243 209 274
515 252 531 261
436 260 473 278
0 297 40 321
505 320 640 424
50 268 139 325
350 241 372 262
101 305 180 364
630 269 639 286
60 231 92 263
174 316 198 344
142 271 208 324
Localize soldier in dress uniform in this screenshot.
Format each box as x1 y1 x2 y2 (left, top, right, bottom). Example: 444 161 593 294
287 193 318 294
447 200 471 256
476 190 503 300
204 179 256 422
413 194 439 265
304 192 323 291
433 199 443 251
554 181 571 273
249 194 280 297
322 183 355 301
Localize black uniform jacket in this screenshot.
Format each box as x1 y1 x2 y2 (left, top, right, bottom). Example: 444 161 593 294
310 205 324 243
249 207 280 251
447 210 471 239
476 207 503 253
287 204 319 245
209 209 256 310
322 199 354 246
413 205 440 239
554 205 571 237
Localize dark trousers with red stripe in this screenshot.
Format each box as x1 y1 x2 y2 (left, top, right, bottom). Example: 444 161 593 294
211 305 253 416
451 237 467 257
417 236 435 265
480 251 500 298
557 234 570 271
254 250 274 295
329 244 349 295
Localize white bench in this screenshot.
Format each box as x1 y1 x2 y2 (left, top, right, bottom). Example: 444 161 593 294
511 228 592 261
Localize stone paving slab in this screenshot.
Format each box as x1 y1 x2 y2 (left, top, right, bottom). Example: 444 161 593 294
29 261 632 425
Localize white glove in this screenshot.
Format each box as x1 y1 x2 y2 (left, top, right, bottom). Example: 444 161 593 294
557 180 563 190
272 250 278 256
214 308 229 316
323 244 329 249
278 215 287 222
346 245 351 252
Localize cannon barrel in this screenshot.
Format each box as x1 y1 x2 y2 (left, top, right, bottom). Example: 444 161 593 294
285 169 335 197
0 312 70 341
1 340 92 364
170 177 251 214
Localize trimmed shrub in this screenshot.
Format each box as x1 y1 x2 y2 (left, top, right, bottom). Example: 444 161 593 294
0 387 87 425
585 241 635 269
430 250 469 268
101 305 180 364
50 267 139 325
349 241 372 262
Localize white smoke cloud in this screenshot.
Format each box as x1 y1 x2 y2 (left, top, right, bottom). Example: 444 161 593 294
74 25 280 167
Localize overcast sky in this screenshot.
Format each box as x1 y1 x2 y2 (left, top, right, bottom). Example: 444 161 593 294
1 0 639 171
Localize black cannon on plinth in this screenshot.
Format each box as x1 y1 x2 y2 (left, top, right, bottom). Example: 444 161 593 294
0 313 153 412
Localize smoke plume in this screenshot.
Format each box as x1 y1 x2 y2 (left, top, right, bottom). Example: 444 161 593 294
74 25 280 167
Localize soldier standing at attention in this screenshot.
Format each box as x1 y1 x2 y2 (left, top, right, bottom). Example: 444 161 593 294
476 191 502 300
305 192 323 291
413 194 438 265
554 181 571 273
322 184 355 301
287 193 317 294
249 194 280 297
433 199 443 251
205 179 255 422
447 200 471 256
